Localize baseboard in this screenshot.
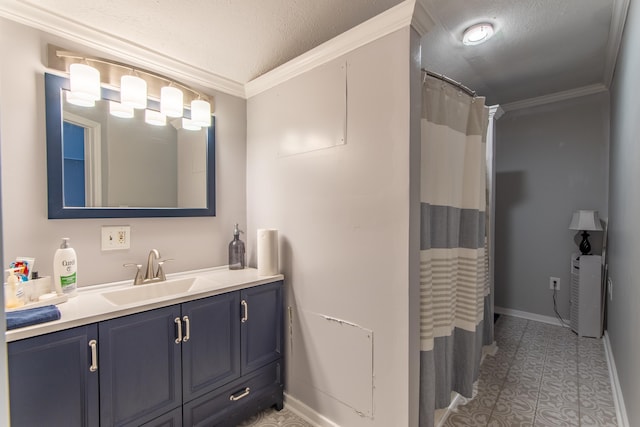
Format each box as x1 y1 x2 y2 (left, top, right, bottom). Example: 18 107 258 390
603 332 630 427
494 306 569 327
284 393 341 427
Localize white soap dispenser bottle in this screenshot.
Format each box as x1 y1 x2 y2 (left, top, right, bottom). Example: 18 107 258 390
53 237 77 297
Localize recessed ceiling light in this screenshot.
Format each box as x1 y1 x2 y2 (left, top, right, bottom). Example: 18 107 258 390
462 23 494 46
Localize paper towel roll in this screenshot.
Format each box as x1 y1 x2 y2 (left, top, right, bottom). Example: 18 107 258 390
257 229 279 276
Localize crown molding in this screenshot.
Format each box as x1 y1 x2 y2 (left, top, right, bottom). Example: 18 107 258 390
502 83 608 112
412 0 436 37
488 105 504 121
245 0 417 98
0 0 246 98
603 0 631 87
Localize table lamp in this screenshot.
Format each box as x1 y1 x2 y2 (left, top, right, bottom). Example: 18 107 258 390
569 210 602 255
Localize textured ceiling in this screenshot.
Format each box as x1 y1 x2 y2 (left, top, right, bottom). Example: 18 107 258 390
24 0 404 84
9 0 618 104
421 0 615 105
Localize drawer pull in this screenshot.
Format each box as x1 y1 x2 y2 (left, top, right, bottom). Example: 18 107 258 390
175 317 182 344
89 339 98 372
241 300 248 323
230 387 250 401
182 315 190 342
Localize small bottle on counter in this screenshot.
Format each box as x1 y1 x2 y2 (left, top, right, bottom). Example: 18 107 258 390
228 223 246 270
53 237 77 297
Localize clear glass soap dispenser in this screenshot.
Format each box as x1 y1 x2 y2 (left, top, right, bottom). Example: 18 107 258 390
228 223 245 270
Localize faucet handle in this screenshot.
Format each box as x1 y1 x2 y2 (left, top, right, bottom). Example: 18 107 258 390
156 259 174 281
123 263 144 285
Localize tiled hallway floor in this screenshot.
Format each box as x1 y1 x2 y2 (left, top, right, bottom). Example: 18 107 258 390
238 407 312 427
444 315 618 426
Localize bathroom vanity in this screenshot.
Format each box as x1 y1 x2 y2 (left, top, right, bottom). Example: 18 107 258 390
6 268 284 427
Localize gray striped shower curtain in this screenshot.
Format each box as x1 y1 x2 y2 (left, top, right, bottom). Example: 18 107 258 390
419 74 493 427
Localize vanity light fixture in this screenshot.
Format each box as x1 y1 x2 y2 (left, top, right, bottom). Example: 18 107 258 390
160 85 184 118
462 23 495 46
109 101 135 118
120 75 147 109
191 99 212 127
145 109 167 126
69 63 101 103
52 46 213 125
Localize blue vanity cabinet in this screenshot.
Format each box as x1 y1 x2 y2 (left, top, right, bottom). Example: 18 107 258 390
240 280 284 373
7 324 99 427
99 305 183 427
181 291 241 402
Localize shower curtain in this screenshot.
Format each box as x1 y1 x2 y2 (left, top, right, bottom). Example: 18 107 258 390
419 74 493 427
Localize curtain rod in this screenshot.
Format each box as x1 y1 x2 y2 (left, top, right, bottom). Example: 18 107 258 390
421 69 476 97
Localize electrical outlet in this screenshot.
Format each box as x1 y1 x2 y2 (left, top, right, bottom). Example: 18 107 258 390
608 277 613 301
549 277 560 290
101 226 131 251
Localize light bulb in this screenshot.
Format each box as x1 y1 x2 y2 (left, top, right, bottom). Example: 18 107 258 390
145 109 166 126
190 99 211 127
109 101 134 118
69 63 101 102
160 86 183 118
121 75 147 109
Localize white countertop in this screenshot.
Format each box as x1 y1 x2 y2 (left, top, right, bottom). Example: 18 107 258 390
6 267 284 342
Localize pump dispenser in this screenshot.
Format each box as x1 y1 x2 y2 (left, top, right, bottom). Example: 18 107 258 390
53 237 77 297
228 223 246 270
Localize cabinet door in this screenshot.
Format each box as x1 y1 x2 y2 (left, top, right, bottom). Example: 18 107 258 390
182 292 241 402
240 281 283 373
8 324 99 427
99 305 182 427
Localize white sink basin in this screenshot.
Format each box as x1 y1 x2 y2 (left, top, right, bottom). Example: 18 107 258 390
101 277 197 306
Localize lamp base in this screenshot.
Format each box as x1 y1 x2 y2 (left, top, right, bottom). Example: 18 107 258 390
579 231 591 255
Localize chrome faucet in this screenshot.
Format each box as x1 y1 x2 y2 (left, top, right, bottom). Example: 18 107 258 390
124 249 173 285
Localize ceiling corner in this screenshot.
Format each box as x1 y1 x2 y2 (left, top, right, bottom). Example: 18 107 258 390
412 0 436 37
603 0 631 88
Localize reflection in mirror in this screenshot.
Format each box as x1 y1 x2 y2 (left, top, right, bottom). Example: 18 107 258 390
45 73 216 219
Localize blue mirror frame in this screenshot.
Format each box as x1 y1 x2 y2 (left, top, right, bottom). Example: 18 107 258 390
45 73 216 219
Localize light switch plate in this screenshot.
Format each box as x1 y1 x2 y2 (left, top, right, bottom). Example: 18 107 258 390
101 226 131 251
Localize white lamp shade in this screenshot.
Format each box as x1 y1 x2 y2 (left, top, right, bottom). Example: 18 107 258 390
69 63 101 102
120 75 147 109
109 101 134 118
181 118 201 131
569 210 603 231
145 109 166 126
190 99 211 127
65 90 95 107
160 86 184 117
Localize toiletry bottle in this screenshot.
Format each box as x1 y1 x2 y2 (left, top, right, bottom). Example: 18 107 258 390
53 237 77 297
228 223 246 270
5 268 24 309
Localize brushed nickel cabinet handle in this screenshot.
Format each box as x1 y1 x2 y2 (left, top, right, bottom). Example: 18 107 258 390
89 339 98 372
241 300 248 323
182 315 190 342
175 317 182 344
230 387 250 401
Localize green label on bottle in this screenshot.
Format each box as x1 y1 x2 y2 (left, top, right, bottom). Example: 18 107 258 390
61 272 76 288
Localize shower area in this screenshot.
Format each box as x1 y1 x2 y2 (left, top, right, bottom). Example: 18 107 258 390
418 70 501 427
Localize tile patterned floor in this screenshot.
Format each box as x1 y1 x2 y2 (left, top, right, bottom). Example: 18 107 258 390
444 315 617 427
238 407 313 427
240 315 617 427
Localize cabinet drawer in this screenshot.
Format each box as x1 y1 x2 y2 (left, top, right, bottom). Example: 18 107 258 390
140 407 182 427
183 360 283 427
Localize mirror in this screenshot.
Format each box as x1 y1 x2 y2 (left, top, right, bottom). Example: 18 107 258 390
44 73 216 218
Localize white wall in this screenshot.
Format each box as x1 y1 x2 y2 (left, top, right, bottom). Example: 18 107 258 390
608 0 640 423
495 93 609 319
247 28 417 426
0 17 247 287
